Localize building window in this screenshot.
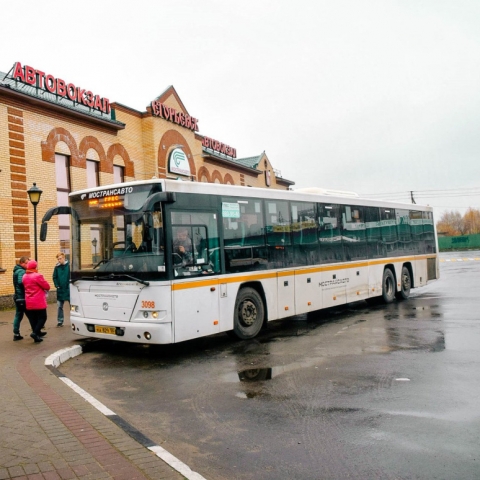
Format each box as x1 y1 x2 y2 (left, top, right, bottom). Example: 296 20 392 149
114 165 125 184
86 159 99 188
55 154 71 256
265 170 271 187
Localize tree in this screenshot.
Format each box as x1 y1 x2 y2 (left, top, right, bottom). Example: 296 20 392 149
436 210 465 236
463 207 480 235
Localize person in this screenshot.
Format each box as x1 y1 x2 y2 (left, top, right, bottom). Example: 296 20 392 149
12 256 29 341
22 260 50 343
53 252 70 327
125 236 136 253
173 227 194 263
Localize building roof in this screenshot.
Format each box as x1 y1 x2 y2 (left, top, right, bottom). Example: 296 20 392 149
202 148 295 186
0 70 125 129
231 154 263 169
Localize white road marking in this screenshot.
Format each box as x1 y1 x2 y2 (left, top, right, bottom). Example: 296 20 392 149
46 346 206 480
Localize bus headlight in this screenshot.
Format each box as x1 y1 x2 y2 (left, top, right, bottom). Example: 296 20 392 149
132 310 167 323
70 305 79 313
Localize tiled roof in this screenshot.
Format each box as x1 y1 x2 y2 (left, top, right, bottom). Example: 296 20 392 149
231 154 263 169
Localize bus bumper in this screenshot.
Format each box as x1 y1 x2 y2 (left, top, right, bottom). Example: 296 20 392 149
69 318 174 344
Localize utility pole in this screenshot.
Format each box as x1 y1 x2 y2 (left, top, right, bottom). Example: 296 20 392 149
410 191 416 204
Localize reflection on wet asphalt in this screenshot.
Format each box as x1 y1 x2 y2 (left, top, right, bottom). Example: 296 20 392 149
62 251 480 480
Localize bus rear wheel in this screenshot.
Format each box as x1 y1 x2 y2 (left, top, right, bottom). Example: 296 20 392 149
382 268 396 304
396 266 411 300
232 287 264 340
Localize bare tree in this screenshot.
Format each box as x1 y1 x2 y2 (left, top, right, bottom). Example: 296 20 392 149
463 207 480 235
436 210 465 236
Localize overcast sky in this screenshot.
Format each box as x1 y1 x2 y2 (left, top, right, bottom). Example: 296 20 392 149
3 0 480 218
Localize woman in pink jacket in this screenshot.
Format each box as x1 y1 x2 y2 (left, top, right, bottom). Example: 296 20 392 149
22 260 50 342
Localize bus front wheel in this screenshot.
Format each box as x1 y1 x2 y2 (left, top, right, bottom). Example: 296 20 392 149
396 266 411 300
232 287 264 340
382 268 396 304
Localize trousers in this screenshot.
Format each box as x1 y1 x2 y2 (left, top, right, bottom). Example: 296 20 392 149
25 309 47 336
13 303 25 335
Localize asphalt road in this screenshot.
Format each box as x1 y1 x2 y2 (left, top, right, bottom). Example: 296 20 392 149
61 251 480 480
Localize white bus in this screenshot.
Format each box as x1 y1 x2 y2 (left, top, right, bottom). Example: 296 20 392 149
40 179 439 344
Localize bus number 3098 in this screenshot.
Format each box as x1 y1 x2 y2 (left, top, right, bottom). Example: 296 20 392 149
142 301 155 309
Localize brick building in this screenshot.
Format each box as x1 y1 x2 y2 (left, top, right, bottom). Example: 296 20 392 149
0 61 294 304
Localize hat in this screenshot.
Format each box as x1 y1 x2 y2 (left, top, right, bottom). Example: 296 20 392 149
27 260 38 270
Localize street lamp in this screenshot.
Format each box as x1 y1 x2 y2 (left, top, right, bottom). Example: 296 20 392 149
27 183 43 261
92 237 97 262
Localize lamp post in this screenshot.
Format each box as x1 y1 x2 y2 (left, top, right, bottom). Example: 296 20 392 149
27 183 43 261
92 237 98 263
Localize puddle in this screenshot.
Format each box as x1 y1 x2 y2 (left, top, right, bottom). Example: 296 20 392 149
238 368 272 382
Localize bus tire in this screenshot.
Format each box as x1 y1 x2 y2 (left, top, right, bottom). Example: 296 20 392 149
232 287 264 340
396 265 411 300
382 268 396 304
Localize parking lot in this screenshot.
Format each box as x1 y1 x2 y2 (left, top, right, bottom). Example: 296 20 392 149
61 252 480 479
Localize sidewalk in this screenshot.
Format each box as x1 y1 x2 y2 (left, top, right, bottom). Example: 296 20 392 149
0 304 185 480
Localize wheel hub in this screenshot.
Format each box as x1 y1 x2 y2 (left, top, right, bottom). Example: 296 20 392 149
241 300 257 326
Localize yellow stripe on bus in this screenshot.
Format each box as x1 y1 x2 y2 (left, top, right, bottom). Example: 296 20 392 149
171 255 436 291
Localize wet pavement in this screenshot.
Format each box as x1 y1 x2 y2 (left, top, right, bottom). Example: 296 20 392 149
60 252 480 479
0 304 185 480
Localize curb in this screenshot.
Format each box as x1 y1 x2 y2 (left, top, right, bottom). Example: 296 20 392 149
45 344 207 480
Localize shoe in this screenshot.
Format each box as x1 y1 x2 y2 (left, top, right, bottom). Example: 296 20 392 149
13 334 23 341
38 331 47 337
30 333 43 343
57 323 63 327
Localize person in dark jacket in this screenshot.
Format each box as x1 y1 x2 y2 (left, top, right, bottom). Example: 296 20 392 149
23 260 50 343
53 252 70 327
12 256 29 341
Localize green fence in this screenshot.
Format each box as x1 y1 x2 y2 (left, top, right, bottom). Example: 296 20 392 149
438 234 480 251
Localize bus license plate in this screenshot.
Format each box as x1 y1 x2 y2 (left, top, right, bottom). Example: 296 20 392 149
95 325 116 335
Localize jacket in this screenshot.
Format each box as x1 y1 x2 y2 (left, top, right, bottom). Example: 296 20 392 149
13 264 26 299
23 270 51 310
53 260 70 301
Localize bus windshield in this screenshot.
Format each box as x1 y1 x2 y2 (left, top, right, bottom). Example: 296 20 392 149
69 184 167 281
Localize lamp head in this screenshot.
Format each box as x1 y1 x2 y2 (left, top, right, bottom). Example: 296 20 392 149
27 183 43 206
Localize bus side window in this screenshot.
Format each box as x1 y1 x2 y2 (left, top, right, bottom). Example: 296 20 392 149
410 210 424 254
341 205 366 261
318 203 344 263
379 208 398 256
222 197 267 272
291 201 317 266
365 207 381 259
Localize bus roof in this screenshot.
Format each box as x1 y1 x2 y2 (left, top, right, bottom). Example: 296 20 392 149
70 178 433 212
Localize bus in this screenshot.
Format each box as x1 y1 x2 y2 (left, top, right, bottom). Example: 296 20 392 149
40 179 439 344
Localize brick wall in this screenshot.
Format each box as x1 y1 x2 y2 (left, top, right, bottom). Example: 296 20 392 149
0 87 290 302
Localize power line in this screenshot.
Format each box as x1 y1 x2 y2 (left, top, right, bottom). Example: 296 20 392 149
361 187 480 200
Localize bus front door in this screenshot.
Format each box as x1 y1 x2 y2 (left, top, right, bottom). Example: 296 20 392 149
173 278 220 343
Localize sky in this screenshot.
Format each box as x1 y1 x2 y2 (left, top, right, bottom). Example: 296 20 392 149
3 0 480 219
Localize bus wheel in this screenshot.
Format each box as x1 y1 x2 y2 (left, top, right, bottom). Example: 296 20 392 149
396 266 411 300
382 268 396 304
233 287 264 340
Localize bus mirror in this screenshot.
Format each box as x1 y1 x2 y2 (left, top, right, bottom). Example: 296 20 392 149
40 222 48 242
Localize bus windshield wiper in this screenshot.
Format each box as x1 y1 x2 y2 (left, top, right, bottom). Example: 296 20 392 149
90 273 150 286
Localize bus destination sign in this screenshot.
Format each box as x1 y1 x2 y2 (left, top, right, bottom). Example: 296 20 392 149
89 195 124 209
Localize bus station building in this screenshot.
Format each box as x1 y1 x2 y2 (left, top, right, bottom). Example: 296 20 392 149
0 61 294 303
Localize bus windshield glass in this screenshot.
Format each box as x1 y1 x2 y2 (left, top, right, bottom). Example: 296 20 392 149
69 184 166 281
